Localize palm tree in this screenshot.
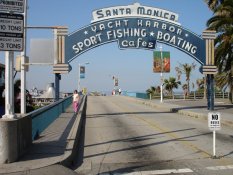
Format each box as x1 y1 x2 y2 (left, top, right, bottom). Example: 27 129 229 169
175 62 196 93
182 84 188 97
196 77 205 90
146 86 160 99
196 77 207 98
146 86 156 98
215 72 233 102
206 0 233 103
205 0 225 10
163 77 181 96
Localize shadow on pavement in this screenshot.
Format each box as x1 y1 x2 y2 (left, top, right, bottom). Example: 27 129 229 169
83 131 212 159
87 111 173 118
20 112 76 161
85 128 196 148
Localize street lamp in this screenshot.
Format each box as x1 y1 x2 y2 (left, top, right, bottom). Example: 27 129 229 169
109 75 119 95
159 45 164 103
78 62 90 92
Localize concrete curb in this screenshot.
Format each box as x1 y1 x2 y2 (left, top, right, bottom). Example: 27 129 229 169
122 96 233 129
60 95 87 167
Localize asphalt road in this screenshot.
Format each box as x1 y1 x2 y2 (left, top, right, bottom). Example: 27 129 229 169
72 96 233 175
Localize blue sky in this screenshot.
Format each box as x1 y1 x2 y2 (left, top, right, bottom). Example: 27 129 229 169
0 0 213 93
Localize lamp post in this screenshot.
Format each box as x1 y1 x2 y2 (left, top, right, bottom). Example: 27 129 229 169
110 75 119 95
78 62 90 92
160 45 164 103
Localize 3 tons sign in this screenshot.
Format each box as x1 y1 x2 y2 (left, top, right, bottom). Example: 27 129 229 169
0 13 24 51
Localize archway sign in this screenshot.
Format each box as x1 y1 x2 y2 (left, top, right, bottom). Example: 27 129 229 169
61 3 217 110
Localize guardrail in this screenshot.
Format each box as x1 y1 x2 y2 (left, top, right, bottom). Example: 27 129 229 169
0 95 75 163
29 96 73 140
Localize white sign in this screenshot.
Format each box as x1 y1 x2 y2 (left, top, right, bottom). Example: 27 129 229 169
0 0 25 13
92 3 180 25
208 112 221 131
0 13 24 51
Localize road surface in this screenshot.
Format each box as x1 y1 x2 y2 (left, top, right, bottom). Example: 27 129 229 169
72 96 233 175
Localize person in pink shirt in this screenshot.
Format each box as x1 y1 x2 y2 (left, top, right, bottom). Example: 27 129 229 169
73 90 79 113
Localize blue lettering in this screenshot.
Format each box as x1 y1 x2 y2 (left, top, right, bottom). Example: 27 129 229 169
106 10 111 17
126 8 131 15
164 13 169 19
96 10 104 19
137 7 145 15
112 9 118 16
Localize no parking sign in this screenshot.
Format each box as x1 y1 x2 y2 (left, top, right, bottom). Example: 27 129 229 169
208 112 221 158
208 112 221 131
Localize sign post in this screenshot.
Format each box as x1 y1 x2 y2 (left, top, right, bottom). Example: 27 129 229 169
0 0 25 118
208 112 221 158
0 0 26 164
160 46 163 103
20 0 27 114
153 49 170 103
2 51 16 118
202 31 217 111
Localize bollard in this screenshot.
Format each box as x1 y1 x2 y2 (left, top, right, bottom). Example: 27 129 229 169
0 119 18 163
0 115 32 164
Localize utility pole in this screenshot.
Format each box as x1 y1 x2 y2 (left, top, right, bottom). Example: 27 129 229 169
78 63 81 92
160 45 163 103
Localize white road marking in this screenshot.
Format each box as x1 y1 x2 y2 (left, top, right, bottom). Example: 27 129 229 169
140 168 193 175
100 165 233 175
101 168 193 175
206 165 233 171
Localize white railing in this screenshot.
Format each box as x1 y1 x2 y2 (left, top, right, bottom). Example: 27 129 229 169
171 92 229 100
151 92 229 100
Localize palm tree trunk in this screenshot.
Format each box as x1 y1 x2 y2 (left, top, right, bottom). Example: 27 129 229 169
204 75 207 99
187 80 190 94
230 64 233 103
230 79 233 104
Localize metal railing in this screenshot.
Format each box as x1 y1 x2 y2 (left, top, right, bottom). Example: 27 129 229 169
156 91 230 100
124 91 230 100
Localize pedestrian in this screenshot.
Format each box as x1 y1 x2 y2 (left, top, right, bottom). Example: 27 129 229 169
118 88 121 95
73 90 79 113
